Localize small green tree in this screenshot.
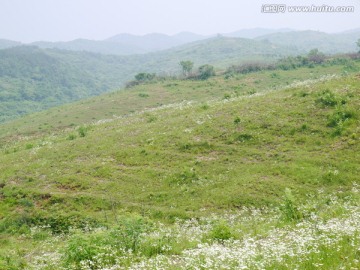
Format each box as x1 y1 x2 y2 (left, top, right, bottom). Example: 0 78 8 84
357 39 360 53
307 48 325 64
198 64 215 80
179 60 194 76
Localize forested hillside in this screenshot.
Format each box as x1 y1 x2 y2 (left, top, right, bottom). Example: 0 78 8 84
0 37 298 122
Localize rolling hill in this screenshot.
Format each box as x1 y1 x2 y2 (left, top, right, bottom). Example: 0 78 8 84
32 32 207 55
256 30 360 53
0 37 300 123
0 39 21 49
0 46 130 123
0 59 359 268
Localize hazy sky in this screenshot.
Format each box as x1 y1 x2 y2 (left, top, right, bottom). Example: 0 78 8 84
1 0 359 42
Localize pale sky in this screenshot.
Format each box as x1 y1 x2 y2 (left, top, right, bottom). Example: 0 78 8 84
0 0 359 42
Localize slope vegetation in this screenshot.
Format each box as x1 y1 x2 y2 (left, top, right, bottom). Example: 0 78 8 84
256 30 360 53
0 58 359 270
0 37 298 123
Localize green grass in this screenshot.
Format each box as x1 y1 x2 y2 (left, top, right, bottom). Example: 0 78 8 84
1 61 358 142
0 62 359 269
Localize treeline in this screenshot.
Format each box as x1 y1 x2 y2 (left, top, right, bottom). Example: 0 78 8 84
126 63 216 88
127 49 360 88
225 50 360 76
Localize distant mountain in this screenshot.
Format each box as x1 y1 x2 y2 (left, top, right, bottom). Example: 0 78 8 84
0 39 21 49
30 32 207 55
106 33 179 52
138 36 299 72
337 28 360 34
172 31 206 43
106 32 207 52
225 28 293 39
255 30 359 53
1 28 355 57
32 38 146 55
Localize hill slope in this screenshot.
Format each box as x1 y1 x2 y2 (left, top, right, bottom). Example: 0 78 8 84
0 37 299 123
256 30 360 53
32 32 207 55
32 39 146 55
2 60 357 141
0 46 132 122
0 63 359 268
0 39 21 49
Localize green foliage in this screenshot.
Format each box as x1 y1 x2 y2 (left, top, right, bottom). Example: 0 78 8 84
315 90 340 107
198 64 215 80
67 134 77 140
234 117 241 124
234 133 254 143
0 46 132 123
111 217 148 252
135 73 156 82
138 93 149 98
78 126 88 137
307 48 326 64
179 60 194 76
281 188 302 222
0 62 360 268
208 220 233 241
327 107 357 137
169 168 199 185
63 234 104 269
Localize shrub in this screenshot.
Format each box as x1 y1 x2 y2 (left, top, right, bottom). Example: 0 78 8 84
138 93 149 98
67 134 76 140
111 217 148 252
78 126 87 137
135 73 155 82
315 90 339 107
198 64 215 80
281 188 301 222
234 117 241 124
63 234 104 269
235 133 253 142
208 221 232 241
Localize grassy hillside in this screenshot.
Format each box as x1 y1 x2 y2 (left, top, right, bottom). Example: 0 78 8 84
256 30 360 53
0 59 359 269
0 37 298 123
1 60 357 142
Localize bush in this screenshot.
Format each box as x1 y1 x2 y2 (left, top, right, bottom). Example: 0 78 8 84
111 217 148 252
281 188 302 222
208 221 232 241
226 62 275 75
78 126 87 137
135 73 155 82
198 64 215 80
315 90 339 107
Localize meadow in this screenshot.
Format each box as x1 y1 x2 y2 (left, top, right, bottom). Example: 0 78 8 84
0 57 359 269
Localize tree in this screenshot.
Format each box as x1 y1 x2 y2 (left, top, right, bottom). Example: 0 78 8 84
198 64 215 80
179 60 194 76
307 49 325 64
357 39 360 53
